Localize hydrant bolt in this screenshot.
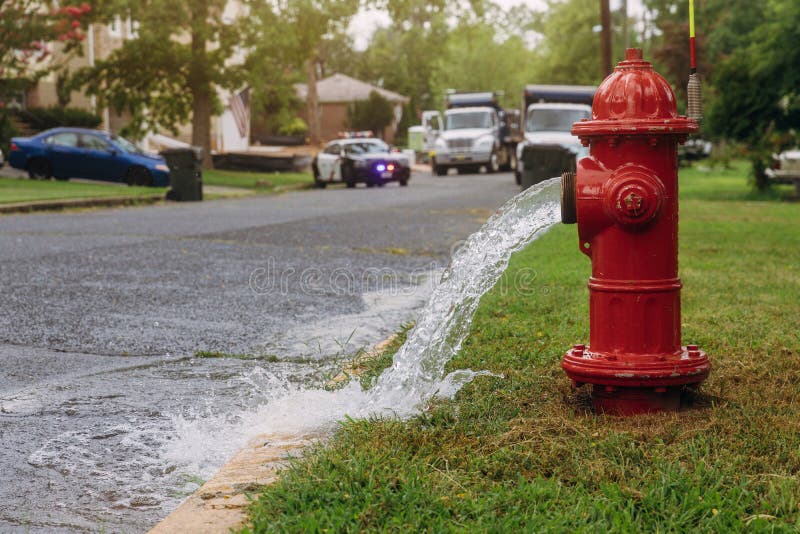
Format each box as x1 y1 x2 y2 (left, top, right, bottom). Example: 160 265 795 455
622 192 643 215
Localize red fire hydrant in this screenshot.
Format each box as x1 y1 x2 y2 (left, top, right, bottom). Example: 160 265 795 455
560 48 710 415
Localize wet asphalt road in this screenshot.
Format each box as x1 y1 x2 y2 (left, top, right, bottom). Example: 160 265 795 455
0 170 520 532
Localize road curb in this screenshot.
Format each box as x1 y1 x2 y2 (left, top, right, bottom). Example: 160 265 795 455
148 434 314 534
0 194 164 214
325 334 398 389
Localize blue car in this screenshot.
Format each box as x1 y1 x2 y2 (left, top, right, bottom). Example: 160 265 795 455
8 127 170 187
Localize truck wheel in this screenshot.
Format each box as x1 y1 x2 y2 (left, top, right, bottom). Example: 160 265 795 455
435 165 448 177
487 150 500 173
503 149 517 172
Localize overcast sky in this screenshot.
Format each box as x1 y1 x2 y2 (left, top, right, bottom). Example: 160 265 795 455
349 0 646 50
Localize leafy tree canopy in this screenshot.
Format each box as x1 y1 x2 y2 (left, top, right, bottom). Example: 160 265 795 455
347 90 395 137
0 1 90 97
247 0 361 143
706 0 800 187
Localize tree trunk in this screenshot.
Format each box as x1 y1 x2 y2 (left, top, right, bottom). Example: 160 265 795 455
751 155 770 191
306 57 321 146
192 86 212 168
189 0 213 168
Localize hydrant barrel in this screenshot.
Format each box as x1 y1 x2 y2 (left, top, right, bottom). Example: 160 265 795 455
561 48 710 415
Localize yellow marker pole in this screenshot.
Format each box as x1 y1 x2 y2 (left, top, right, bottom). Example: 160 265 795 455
687 0 702 120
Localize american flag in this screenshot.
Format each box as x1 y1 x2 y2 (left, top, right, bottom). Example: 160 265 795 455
229 88 250 138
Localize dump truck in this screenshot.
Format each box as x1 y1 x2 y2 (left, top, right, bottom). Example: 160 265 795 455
423 92 522 176
515 85 595 188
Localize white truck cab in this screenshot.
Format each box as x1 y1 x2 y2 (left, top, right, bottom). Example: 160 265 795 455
424 91 521 176
431 106 502 175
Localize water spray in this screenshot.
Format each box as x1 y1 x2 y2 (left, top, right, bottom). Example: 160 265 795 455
687 0 703 121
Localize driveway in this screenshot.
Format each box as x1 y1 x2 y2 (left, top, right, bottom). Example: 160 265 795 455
0 170 520 532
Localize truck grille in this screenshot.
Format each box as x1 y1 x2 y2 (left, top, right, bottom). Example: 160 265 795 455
447 138 473 150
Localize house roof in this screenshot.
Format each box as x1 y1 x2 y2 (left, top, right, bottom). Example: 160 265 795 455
295 74 409 105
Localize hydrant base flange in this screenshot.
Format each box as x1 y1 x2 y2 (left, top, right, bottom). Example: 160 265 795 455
562 344 710 415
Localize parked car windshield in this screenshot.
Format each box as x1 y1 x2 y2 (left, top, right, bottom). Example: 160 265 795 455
344 141 389 155
526 108 590 133
110 134 143 154
445 111 493 130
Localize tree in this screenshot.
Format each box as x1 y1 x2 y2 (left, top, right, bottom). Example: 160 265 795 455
249 0 361 146
527 0 606 86
0 1 90 98
72 0 247 166
437 3 541 110
0 1 89 150
642 0 751 107
707 0 800 189
643 0 798 189
347 90 394 137
350 0 450 114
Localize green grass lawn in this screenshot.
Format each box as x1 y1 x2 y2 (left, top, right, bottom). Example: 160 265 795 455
0 177 164 205
202 169 312 192
241 162 799 532
0 168 313 206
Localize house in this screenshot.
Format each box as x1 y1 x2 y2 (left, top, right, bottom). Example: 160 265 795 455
294 74 409 144
21 19 134 133
19 4 249 155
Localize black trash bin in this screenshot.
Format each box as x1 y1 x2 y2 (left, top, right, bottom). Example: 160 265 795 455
161 147 203 201
520 143 577 190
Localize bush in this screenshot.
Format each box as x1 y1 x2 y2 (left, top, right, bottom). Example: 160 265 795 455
14 106 102 132
278 117 308 137
0 111 19 154
347 91 395 138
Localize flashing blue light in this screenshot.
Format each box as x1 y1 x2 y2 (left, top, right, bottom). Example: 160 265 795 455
376 163 386 172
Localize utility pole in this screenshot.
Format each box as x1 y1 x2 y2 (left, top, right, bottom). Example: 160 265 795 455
600 0 612 77
621 0 629 51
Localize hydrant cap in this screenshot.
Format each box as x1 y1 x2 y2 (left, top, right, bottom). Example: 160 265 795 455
572 48 698 137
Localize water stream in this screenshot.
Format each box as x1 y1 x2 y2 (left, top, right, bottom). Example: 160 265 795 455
365 177 561 413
